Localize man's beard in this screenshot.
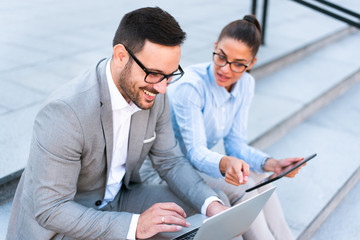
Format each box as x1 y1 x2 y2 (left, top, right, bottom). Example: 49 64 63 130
117 61 158 110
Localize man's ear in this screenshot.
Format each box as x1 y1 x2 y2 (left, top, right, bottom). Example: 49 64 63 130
113 44 129 69
214 41 218 50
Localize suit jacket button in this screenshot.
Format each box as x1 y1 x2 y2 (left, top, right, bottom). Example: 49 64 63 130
95 200 102 206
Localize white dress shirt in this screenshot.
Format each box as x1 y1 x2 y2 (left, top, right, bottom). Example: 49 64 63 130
103 59 140 239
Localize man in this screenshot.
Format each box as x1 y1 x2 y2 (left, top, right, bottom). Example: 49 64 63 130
6 7 227 240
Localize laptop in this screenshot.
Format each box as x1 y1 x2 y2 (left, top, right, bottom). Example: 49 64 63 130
149 186 276 240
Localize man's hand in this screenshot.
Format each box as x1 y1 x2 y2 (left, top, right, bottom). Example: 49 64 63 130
136 202 190 239
219 156 250 186
264 157 305 178
206 201 229 217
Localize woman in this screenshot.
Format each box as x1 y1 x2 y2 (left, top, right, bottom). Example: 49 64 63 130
142 15 304 239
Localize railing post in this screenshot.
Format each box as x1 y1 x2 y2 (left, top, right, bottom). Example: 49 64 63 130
251 0 258 15
261 0 269 45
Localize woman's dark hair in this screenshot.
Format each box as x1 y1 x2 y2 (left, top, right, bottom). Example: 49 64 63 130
217 15 261 56
113 7 186 53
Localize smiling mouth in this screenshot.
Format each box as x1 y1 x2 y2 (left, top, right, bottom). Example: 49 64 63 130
143 89 156 97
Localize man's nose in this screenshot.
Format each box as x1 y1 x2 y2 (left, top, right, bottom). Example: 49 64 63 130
153 79 167 94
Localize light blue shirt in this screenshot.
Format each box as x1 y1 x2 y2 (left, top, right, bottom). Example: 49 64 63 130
167 62 267 179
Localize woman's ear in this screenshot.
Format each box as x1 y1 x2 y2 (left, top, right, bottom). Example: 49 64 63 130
247 57 257 71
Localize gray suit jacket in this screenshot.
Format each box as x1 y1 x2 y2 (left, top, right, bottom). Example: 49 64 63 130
6 59 218 240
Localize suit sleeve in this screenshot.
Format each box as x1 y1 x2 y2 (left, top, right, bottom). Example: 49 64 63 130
31 100 132 240
148 94 219 211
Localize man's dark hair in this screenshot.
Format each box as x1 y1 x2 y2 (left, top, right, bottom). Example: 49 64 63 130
113 7 186 53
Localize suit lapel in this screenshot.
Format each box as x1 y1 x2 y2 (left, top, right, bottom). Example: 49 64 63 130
124 109 149 187
97 58 150 188
97 58 114 182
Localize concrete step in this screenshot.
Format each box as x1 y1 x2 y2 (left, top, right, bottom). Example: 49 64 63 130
247 30 360 149
310 173 360 240
252 26 359 80
269 79 360 239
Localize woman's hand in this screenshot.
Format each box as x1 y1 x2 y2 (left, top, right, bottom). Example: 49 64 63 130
219 156 250 186
264 157 305 178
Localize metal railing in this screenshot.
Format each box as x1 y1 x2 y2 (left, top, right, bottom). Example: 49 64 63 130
251 0 269 44
251 0 360 45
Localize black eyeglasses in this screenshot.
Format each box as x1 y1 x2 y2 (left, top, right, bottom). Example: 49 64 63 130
212 52 249 73
124 45 184 84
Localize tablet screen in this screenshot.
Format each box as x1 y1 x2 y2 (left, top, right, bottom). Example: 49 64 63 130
245 153 317 192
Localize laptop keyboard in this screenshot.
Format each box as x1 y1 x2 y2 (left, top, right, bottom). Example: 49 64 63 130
173 227 199 240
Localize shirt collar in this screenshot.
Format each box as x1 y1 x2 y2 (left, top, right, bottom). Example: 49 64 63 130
106 59 140 113
208 63 240 107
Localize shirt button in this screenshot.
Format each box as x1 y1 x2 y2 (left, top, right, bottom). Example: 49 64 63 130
95 200 102 206
213 140 217 144
221 125 225 130
222 107 225 112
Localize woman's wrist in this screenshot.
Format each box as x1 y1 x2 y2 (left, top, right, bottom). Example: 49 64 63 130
261 157 270 171
262 157 277 172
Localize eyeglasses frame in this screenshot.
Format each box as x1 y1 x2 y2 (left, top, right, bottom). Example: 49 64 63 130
123 45 184 84
212 52 249 73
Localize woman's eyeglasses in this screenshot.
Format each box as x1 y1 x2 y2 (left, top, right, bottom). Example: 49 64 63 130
212 52 249 73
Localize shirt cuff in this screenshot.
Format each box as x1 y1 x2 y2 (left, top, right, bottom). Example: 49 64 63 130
201 151 225 179
201 196 224 215
252 153 270 173
127 214 140 240
261 156 271 171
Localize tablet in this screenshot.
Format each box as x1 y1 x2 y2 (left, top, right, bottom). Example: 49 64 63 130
245 153 317 193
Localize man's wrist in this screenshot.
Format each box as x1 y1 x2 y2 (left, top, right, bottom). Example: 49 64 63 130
201 196 223 215
127 214 140 240
205 199 228 217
